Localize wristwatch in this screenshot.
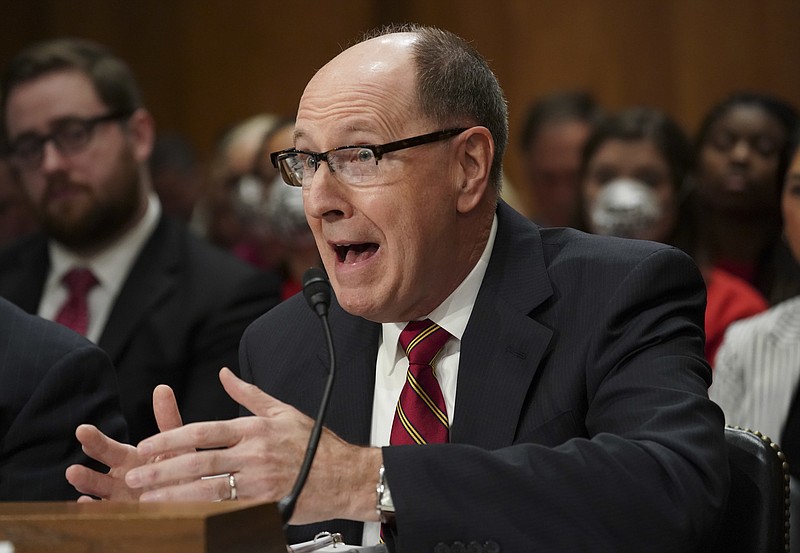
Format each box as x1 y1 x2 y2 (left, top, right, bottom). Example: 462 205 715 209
376 464 396 525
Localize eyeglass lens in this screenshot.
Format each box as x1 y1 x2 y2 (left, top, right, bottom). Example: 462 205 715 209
274 128 466 187
8 113 126 169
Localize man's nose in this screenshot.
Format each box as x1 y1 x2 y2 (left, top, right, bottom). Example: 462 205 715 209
302 163 351 221
40 140 69 173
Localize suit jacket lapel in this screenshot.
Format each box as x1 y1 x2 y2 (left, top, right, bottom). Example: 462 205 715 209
451 202 555 448
98 217 177 362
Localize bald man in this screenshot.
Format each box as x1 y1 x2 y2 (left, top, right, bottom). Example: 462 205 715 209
68 25 727 553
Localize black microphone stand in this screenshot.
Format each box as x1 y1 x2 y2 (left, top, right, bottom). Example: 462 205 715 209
278 268 336 526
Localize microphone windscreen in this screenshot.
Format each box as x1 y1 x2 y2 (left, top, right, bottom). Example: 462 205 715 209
302 267 331 316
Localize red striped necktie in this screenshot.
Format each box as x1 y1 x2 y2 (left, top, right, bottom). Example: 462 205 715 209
390 319 452 445
381 320 452 543
54 267 98 336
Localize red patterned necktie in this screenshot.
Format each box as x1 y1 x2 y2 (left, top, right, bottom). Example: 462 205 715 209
381 320 451 544
390 319 452 445
54 267 98 336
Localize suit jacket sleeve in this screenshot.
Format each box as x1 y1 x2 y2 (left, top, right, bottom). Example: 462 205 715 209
0 320 128 500
382 246 728 553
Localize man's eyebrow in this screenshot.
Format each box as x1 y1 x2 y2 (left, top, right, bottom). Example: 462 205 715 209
292 129 307 146
12 114 91 137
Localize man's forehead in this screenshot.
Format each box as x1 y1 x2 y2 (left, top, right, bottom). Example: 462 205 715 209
294 36 420 144
5 69 105 132
310 32 417 85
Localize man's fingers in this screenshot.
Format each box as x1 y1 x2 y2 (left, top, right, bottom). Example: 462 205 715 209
139 473 233 502
76 424 137 468
65 464 114 500
219 366 280 416
153 384 183 432
126 448 235 490
136 419 242 460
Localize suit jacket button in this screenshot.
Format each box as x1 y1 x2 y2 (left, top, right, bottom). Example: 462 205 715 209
433 543 450 553
451 542 467 553
483 541 501 553
466 541 483 553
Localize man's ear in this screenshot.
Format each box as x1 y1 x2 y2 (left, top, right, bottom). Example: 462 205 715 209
456 126 494 213
125 108 156 163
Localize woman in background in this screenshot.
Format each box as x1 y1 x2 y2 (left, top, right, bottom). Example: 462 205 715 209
578 106 768 365
693 92 800 305
233 118 322 299
710 134 800 550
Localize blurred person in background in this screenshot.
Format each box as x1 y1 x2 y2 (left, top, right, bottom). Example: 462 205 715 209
710 133 800 550
193 113 280 267
578 106 768 365
236 118 321 299
148 131 203 223
0 157 37 246
693 92 800 305
0 38 280 443
1 295 127 501
519 90 602 227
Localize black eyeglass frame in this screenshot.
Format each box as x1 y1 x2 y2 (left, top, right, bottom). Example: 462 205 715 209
269 127 469 186
5 110 134 168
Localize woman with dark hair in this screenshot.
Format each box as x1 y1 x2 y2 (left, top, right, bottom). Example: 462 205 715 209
579 106 693 244
711 132 800 550
579 106 768 364
694 92 800 305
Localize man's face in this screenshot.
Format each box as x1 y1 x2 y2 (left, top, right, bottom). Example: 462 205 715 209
295 35 474 323
4 69 148 253
523 119 590 227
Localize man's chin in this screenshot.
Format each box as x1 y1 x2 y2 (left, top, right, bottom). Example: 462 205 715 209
42 212 105 252
46 227 101 251
337 292 382 322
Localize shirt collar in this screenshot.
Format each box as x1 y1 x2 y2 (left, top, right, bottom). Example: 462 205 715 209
382 213 498 352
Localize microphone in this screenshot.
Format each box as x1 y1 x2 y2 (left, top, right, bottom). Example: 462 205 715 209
302 267 331 318
278 267 336 525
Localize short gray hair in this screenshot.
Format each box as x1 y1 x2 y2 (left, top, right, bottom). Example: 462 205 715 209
361 24 508 190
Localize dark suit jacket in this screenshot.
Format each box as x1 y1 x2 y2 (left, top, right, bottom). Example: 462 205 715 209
239 202 729 552
0 215 280 443
0 296 127 500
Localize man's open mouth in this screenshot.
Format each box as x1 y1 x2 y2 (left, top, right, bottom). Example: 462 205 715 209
335 243 379 264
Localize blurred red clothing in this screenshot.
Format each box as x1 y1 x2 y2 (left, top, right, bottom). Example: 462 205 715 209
705 267 768 367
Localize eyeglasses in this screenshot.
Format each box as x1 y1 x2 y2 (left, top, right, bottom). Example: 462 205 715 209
270 127 468 187
6 111 133 171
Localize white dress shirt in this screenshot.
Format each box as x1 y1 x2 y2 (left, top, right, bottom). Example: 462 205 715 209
38 193 162 343
362 215 498 545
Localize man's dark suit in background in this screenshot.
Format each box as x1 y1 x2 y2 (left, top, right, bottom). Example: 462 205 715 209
0 38 281 444
0 215 279 443
0 296 127 500
241 202 728 552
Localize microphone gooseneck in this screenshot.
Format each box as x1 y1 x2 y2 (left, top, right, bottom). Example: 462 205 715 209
278 268 336 526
